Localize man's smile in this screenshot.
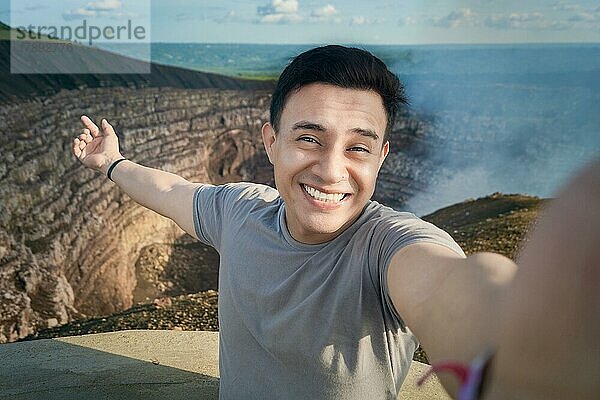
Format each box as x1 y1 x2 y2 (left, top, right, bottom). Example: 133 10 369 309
301 183 351 204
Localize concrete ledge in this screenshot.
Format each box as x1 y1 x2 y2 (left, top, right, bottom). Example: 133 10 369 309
0 330 449 399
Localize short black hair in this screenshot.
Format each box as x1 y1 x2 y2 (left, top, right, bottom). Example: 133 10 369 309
269 45 407 140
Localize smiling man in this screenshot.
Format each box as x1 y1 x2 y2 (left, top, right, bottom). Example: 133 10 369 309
72 45 599 400
262 82 390 244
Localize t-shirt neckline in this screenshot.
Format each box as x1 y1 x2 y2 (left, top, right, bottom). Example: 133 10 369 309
277 200 374 251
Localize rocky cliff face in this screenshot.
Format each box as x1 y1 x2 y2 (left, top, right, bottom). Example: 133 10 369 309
0 87 270 342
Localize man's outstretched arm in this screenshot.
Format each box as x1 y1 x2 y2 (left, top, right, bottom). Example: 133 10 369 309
388 243 517 397
72 116 202 239
483 160 599 400
387 160 599 399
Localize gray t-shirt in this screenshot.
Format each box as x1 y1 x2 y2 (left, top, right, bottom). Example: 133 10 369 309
193 182 464 399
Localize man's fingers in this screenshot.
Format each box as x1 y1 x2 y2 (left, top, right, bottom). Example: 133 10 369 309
101 119 117 136
78 133 91 144
88 126 99 138
72 138 82 157
81 115 117 138
81 115 100 136
83 128 93 141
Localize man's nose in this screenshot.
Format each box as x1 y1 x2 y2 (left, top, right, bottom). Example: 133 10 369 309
315 147 348 184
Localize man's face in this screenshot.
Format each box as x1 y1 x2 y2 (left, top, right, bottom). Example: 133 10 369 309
262 83 389 244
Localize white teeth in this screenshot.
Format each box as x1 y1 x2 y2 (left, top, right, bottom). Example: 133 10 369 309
303 184 346 203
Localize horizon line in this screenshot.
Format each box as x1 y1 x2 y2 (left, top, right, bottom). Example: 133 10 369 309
132 41 600 47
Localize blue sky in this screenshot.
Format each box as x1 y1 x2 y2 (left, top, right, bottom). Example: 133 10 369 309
3 0 600 44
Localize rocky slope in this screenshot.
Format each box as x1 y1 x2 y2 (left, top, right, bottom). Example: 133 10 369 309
0 86 274 343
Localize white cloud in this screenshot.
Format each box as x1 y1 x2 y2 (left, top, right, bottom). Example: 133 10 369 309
312 4 337 18
476 2 600 31
565 8 600 30
257 0 298 16
259 13 303 23
63 8 98 20
552 1 582 12
568 10 600 22
484 12 558 30
309 4 339 22
87 0 122 12
256 1 340 24
350 16 367 25
430 8 474 28
568 12 590 21
62 0 124 20
211 10 239 23
257 0 302 24
398 16 416 26
111 11 139 19
557 3 600 29
24 4 48 11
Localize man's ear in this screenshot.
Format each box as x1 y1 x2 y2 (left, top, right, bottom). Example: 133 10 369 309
261 122 277 165
378 141 390 171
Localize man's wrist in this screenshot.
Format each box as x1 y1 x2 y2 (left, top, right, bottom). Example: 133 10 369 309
106 158 127 181
417 348 495 400
100 154 124 175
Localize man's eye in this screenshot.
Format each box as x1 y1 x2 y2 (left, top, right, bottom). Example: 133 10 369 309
298 137 318 144
349 146 370 153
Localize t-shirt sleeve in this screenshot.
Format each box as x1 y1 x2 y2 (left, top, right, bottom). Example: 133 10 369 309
372 211 466 329
193 184 233 249
192 182 279 251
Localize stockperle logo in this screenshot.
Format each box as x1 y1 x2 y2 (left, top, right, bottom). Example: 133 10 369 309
10 0 151 74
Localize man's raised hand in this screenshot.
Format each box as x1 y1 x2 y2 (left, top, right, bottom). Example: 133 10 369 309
72 116 123 175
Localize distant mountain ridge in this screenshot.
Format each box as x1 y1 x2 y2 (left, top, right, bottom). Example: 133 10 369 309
0 21 274 102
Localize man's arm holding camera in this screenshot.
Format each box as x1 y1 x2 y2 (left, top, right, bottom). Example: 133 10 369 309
388 243 517 397
387 160 599 399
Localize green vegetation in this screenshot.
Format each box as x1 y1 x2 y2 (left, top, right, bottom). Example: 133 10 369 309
0 21 10 40
0 20 72 43
235 72 279 81
184 64 279 81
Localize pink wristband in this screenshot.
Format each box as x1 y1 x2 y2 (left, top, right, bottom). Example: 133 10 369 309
417 348 494 400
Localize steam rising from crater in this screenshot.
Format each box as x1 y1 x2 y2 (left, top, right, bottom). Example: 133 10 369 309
390 44 600 215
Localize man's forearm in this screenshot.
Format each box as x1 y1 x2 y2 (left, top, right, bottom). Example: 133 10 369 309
105 160 182 212
483 160 600 399
429 160 599 399
105 158 192 222
389 241 518 398
424 251 518 397
72 116 202 238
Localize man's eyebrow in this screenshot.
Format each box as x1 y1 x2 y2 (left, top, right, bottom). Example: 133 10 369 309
351 127 379 141
291 121 326 132
292 121 380 141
